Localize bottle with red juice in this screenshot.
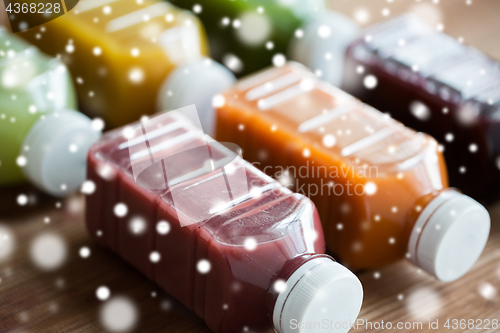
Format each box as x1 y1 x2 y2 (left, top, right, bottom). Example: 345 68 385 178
85 107 363 333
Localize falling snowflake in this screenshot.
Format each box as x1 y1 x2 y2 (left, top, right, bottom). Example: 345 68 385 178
364 182 377 195
478 282 497 301
100 296 138 332
197 259 211 274
114 203 128 217
156 221 171 235
212 94 226 108
30 233 67 271
192 4 202 14
96 286 111 301
129 217 147 235
0 225 15 262
273 279 287 293
244 237 257 251
223 54 243 73
92 118 105 131
406 287 442 320
149 251 161 263
272 54 286 67
17 194 28 206
128 67 145 84
322 134 336 148
354 8 370 24
236 12 271 46
79 246 91 258
363 75 378 89
16 155 27 167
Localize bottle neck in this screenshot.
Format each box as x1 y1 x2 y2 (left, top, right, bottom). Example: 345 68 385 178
405 188 490 281
265 254 331 330
402 188 457 248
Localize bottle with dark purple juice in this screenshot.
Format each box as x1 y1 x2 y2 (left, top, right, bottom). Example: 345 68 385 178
341 15 500 202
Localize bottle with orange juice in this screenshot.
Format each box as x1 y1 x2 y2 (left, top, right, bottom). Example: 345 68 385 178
212 62 490 282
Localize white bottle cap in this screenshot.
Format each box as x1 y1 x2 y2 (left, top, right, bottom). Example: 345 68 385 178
157 58 236 136
408 190 490 282
288 10 361 87
21 109 101 197
273 257 363 333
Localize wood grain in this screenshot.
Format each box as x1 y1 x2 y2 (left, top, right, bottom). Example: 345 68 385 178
1 0 500 332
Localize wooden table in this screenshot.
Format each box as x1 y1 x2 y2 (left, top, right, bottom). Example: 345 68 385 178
1 0 500 332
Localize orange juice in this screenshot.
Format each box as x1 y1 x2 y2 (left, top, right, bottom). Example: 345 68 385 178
215 62 490 281
20 0 209 128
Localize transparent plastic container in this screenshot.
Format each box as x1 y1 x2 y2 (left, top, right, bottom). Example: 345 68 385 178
0 29 99 196
215 62 490 282
85 109 363 333
342 14 500 202
19 0 210 128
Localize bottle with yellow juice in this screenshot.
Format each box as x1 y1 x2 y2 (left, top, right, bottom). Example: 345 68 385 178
19 0 224 129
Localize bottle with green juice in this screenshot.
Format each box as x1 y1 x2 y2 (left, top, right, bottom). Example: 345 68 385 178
0 29 100 196
168 0 322 76
169 0 360 81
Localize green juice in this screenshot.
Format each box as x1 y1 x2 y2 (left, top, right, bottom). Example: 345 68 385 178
170 0 324 76
0 29 77 186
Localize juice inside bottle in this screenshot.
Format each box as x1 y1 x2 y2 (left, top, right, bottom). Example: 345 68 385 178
342 14 500 202
86 107 363 333
19 0 209 128
215 62 490 282
0 29 99 196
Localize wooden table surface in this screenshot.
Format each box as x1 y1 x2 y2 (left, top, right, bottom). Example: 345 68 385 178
1 0 500 332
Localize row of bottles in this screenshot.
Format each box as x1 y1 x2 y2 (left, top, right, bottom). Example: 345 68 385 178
5 0 500 203
0 2 495 332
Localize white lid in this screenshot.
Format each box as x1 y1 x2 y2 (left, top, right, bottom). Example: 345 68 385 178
21 109 101 197
408 190 490 282
273 257 363 333
288 10 361 87
157 58 236 136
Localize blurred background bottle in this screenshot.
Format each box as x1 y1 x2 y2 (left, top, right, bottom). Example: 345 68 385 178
341 15 500 202
170 0 358 78
0 29 99 196
19 0 211 128
296 13 500 202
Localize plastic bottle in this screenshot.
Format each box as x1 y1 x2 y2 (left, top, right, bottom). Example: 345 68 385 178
169 0 325 76
85 107 363 333
214 62 490 282
341 15 500 202
0 29 99 196
19 0 216 128
298 13 500 202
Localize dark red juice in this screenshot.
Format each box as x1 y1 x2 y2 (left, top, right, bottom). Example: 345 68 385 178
86 110 363 333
